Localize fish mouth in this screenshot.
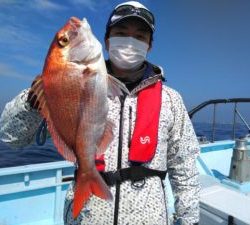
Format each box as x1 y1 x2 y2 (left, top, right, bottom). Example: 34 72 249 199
69 17 82 28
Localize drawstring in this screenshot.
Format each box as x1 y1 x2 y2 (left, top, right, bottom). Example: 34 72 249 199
36 119 47 146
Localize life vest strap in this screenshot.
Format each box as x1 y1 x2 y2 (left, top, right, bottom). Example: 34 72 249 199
99 166 167 186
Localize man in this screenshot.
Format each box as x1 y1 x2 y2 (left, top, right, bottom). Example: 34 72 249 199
0 1 200 225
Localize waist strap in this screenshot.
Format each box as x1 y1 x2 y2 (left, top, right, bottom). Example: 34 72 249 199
100 166 167 186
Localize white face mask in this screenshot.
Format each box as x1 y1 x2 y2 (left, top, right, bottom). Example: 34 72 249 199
108 36 149 70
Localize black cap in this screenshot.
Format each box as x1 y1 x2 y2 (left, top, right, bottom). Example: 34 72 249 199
106 1 155 33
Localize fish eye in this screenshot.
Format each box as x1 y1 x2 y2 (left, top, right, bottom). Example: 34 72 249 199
58 34 69 47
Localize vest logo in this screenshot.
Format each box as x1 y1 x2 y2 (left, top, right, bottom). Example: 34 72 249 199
140 136 150 144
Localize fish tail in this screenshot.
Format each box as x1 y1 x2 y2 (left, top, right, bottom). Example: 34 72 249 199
73 169 112 219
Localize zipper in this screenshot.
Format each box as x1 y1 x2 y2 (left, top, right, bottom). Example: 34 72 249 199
113 94 126 225
128 106 132 148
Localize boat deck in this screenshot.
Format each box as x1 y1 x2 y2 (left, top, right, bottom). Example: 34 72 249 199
198 140 250 225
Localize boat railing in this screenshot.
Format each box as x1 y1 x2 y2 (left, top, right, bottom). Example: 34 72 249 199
188 98 250 142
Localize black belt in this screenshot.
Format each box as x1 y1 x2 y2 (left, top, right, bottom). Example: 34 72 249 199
62 166 167 187
100 166 167 187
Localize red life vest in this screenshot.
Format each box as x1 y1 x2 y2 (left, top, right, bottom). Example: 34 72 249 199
96 80 162 172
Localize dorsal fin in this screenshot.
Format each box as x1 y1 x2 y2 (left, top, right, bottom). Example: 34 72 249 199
28 75 76 162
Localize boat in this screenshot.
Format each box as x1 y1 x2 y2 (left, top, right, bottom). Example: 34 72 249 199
0 98 250 225
0 161 73 225
189 98 250 225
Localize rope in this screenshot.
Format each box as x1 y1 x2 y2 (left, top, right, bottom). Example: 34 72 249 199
36 119 47 146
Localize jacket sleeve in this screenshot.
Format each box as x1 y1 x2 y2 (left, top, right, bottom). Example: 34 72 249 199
0 89 42 148
167 91 201 225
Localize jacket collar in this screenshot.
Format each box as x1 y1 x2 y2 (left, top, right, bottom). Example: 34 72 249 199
131 61 164 94
106 60 165 95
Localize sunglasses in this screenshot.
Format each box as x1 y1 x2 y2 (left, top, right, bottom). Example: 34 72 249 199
112 5 155 27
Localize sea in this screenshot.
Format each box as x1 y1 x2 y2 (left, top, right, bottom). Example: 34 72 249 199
0 122 249 168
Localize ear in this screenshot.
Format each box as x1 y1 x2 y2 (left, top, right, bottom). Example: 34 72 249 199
105 38 110 51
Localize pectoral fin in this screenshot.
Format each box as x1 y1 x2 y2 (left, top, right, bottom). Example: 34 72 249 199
108 75 129 97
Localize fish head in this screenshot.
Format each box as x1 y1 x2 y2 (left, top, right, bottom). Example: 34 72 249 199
67 17 102 64
45 17 102 70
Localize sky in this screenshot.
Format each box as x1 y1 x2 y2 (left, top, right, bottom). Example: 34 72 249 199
0 0 250 123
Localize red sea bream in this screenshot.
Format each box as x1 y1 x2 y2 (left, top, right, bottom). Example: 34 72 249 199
28 17 125 218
